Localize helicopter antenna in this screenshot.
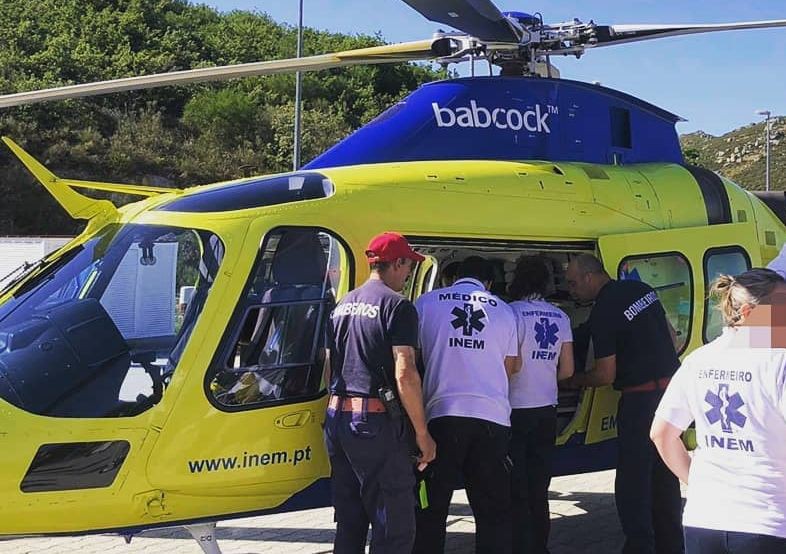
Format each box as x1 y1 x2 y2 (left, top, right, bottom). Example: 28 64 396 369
293 0 304 171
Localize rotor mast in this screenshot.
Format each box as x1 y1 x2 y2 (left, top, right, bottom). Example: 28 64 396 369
293 0 304 171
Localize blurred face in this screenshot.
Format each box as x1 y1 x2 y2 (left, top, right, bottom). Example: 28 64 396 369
735 282 786 347
566 261 596 302
742 282 786 326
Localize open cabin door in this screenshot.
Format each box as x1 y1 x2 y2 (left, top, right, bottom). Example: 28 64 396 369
145 224 350 520
584 223 761 444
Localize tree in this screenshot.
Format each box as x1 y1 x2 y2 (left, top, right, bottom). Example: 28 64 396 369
0 0 438 234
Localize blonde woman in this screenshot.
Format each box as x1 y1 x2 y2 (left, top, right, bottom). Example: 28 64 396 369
651 268 786 553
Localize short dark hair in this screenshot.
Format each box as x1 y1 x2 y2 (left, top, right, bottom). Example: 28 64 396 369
441 261 460 281
457 256 491 282
574 253 605 275
509 255 551 299
370 258 411 272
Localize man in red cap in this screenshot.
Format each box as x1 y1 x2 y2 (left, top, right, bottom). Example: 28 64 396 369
324 231 436 554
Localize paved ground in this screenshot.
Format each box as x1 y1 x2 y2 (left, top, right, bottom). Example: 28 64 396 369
0 470 666 553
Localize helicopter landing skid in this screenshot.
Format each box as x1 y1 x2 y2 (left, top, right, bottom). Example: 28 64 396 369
184 522 222 554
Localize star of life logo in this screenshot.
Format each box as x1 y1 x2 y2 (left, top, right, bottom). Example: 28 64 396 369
532 316 559 361
449 303 487 350
432 99 554 133
451 303 486 336
705 383 747 433
534 317 559 349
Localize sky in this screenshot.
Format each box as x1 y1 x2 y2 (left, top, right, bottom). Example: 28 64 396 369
204 0 786 136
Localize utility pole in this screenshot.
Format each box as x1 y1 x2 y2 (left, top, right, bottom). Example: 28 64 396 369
293 0 304 171
756 109 772 192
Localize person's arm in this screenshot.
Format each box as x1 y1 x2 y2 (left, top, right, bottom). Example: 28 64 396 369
512 307 524 375
505 356 519 377
566 300 617 388
569 354 616 387
557 342 575 381
651 364 693 483
650 418 691 484
393 345 436 466
506 308 521 377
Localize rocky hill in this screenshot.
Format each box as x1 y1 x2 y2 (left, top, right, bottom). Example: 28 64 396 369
680 117 786 191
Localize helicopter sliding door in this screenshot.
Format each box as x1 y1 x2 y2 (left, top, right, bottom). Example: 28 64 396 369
585 222 761 445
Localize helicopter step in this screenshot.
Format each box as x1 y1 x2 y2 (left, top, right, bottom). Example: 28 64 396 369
184 522 222 554
122 522 224 554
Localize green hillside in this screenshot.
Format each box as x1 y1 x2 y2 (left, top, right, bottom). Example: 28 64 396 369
0 0 438 235
680 117 785 191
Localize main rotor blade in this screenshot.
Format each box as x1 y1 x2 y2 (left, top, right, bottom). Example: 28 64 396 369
592 19 786 48
402 0 520 42
0 39 437 108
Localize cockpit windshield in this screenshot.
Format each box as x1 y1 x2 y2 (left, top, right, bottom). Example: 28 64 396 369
0 223 224 418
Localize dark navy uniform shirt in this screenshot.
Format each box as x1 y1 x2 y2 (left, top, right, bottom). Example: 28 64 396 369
589 279 680 389
327 279 419 398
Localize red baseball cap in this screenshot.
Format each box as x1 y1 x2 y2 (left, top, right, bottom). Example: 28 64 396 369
366 232 425 263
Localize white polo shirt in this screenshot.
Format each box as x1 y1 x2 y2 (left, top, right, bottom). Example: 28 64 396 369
655 327 786 538
415 278 518 427
509 297 573 409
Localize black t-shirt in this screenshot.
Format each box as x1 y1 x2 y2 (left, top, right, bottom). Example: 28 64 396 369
589 279 680 389
327 279 419 398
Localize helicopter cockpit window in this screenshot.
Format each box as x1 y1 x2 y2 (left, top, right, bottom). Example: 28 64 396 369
618 253 693 354
208 227 350 409
0 224 223 418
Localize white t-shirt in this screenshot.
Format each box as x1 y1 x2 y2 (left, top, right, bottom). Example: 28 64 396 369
655 327 786 538
415 278 518 426
509 298 573 409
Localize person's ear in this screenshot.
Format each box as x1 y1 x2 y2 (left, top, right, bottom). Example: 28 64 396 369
740 303 754 320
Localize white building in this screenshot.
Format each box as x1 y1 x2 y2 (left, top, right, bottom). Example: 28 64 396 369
0 237 72 286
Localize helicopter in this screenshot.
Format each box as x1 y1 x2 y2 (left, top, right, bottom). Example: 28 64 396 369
1 1 786 553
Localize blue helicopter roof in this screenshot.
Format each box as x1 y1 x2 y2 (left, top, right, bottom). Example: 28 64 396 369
306 76 684 169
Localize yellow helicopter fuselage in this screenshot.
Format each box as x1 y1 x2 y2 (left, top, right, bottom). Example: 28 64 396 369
0 156 782 535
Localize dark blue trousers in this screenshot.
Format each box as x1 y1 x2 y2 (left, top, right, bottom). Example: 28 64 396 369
685 527 786 553
324 409 416 554
616 390 684 554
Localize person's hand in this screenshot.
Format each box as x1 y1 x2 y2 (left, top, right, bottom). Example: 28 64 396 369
415 430 437 471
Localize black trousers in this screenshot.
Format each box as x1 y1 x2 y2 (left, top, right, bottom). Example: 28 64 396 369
616 391 684 554
684 527 786 553
414 416 512 554
510 406 557 554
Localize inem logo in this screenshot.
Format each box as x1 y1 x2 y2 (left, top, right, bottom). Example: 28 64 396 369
432 99 553 133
